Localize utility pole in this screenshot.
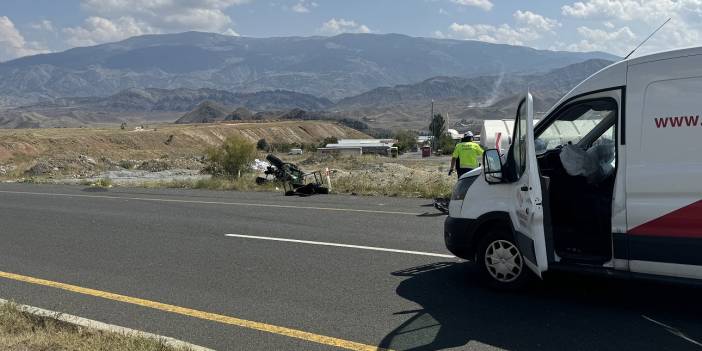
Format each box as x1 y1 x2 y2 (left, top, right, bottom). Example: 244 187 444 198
430 100 435 151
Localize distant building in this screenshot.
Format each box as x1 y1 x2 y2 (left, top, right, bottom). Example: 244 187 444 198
321 138 397 156
318 147 362 156
336 139 396 145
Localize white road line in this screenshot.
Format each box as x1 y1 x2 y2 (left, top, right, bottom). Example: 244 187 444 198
0 190 421 216
642 315 702 347
224 234 456 258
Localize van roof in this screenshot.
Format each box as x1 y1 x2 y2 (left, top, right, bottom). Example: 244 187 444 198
546 46 702 115
626 46 702 66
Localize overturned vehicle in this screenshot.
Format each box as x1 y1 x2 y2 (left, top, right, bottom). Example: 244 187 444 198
256 154 329 196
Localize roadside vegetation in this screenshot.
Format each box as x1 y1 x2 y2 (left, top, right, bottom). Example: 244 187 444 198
203 135 257 178
0 302 190 351
293 154 454 198
132 153 454 198
393 130 419 153
140 175 275 192
0 122 456 199
332 169 452 198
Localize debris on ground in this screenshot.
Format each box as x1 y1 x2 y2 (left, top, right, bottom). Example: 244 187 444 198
251 159 271 172
433 197 449 214
256 154 329 196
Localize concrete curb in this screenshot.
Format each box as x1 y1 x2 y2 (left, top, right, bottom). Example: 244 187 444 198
0 299 215 351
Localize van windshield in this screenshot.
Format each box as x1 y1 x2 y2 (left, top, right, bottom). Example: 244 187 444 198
535 100 616 154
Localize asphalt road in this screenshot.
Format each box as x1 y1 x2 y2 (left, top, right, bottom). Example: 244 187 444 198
0 183 701 351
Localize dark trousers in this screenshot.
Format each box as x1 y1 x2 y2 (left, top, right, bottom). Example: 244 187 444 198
457 167 472 179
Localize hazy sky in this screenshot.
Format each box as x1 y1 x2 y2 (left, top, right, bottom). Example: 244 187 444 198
1 0 701 61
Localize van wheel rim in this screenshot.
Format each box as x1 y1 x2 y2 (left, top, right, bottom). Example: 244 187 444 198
485 240 523 283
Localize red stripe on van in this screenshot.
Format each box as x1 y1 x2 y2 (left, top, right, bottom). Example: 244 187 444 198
629 200 702 238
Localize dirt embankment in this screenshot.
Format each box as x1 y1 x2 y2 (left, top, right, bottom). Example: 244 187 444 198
0 121 368 179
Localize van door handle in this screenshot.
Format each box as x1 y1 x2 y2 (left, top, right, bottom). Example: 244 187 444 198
520 186 529 191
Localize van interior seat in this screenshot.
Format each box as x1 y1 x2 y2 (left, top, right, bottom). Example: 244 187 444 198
539 145 615 262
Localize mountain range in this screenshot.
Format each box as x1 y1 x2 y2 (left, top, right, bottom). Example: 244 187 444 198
331 58 614 129
0 31 616 107
0 58 613 129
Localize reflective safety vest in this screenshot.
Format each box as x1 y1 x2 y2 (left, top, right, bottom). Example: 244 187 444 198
452 141 484 169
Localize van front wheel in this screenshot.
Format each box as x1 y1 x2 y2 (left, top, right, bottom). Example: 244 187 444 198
477 229 532 290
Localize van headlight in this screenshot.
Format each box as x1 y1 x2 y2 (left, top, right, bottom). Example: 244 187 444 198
452 176 477 200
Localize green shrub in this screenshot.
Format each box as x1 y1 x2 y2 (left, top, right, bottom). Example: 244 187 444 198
429 114 446 143
394 130 418 153
437 134 456 155
319 136 338 148
94 177 112 188
118 160 136 169
256 138 270 151
204 136 257 178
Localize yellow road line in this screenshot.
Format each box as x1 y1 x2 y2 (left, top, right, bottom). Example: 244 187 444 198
0 190 420 216
0 271 390 351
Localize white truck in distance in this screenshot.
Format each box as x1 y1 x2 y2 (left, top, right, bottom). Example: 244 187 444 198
445 47 702 289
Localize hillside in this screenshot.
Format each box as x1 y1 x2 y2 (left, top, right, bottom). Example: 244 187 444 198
336 59 612 109
53 88 334 112
0 32 616 105
0 58 613 131
176 101 229 124
335 59 613 129
0 88 333 128
0 120 368 178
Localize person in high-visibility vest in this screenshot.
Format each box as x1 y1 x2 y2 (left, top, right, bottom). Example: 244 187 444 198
449 132 483 178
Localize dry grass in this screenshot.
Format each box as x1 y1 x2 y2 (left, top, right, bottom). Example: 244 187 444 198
76 154 455 198
0 121 369 179
330 164 454 198
139 175 276 192
291 154 455 198
0 302 190 351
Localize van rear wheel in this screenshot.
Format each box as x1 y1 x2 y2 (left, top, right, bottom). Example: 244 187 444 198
477 229 532 290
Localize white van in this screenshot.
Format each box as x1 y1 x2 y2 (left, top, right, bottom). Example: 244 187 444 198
445 47 702 289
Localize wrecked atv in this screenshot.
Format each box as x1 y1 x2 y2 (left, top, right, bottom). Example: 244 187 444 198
256 154 329 196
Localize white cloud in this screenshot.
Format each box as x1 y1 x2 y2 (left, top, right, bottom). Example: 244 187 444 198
450 0 493 11
561 0 702 55
560 0 702 21
449 23 537 45
446 10 558 46
565 25 638 54
514 10 560 32
291 1 317 13
80 0 250 16
159 8 233 31
63 16 156 47
30 20 54 32
292 3 309 13
0 16 49 61
63 0 249 46
320 18 371 35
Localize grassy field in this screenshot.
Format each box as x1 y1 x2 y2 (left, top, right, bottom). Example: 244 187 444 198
0 122 456 199
0 302 192 351
122 153 455 198
0 120 368 173
8 153 456 199
0 121 368 180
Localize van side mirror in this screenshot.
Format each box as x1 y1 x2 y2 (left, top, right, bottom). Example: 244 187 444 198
483 149 503 184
